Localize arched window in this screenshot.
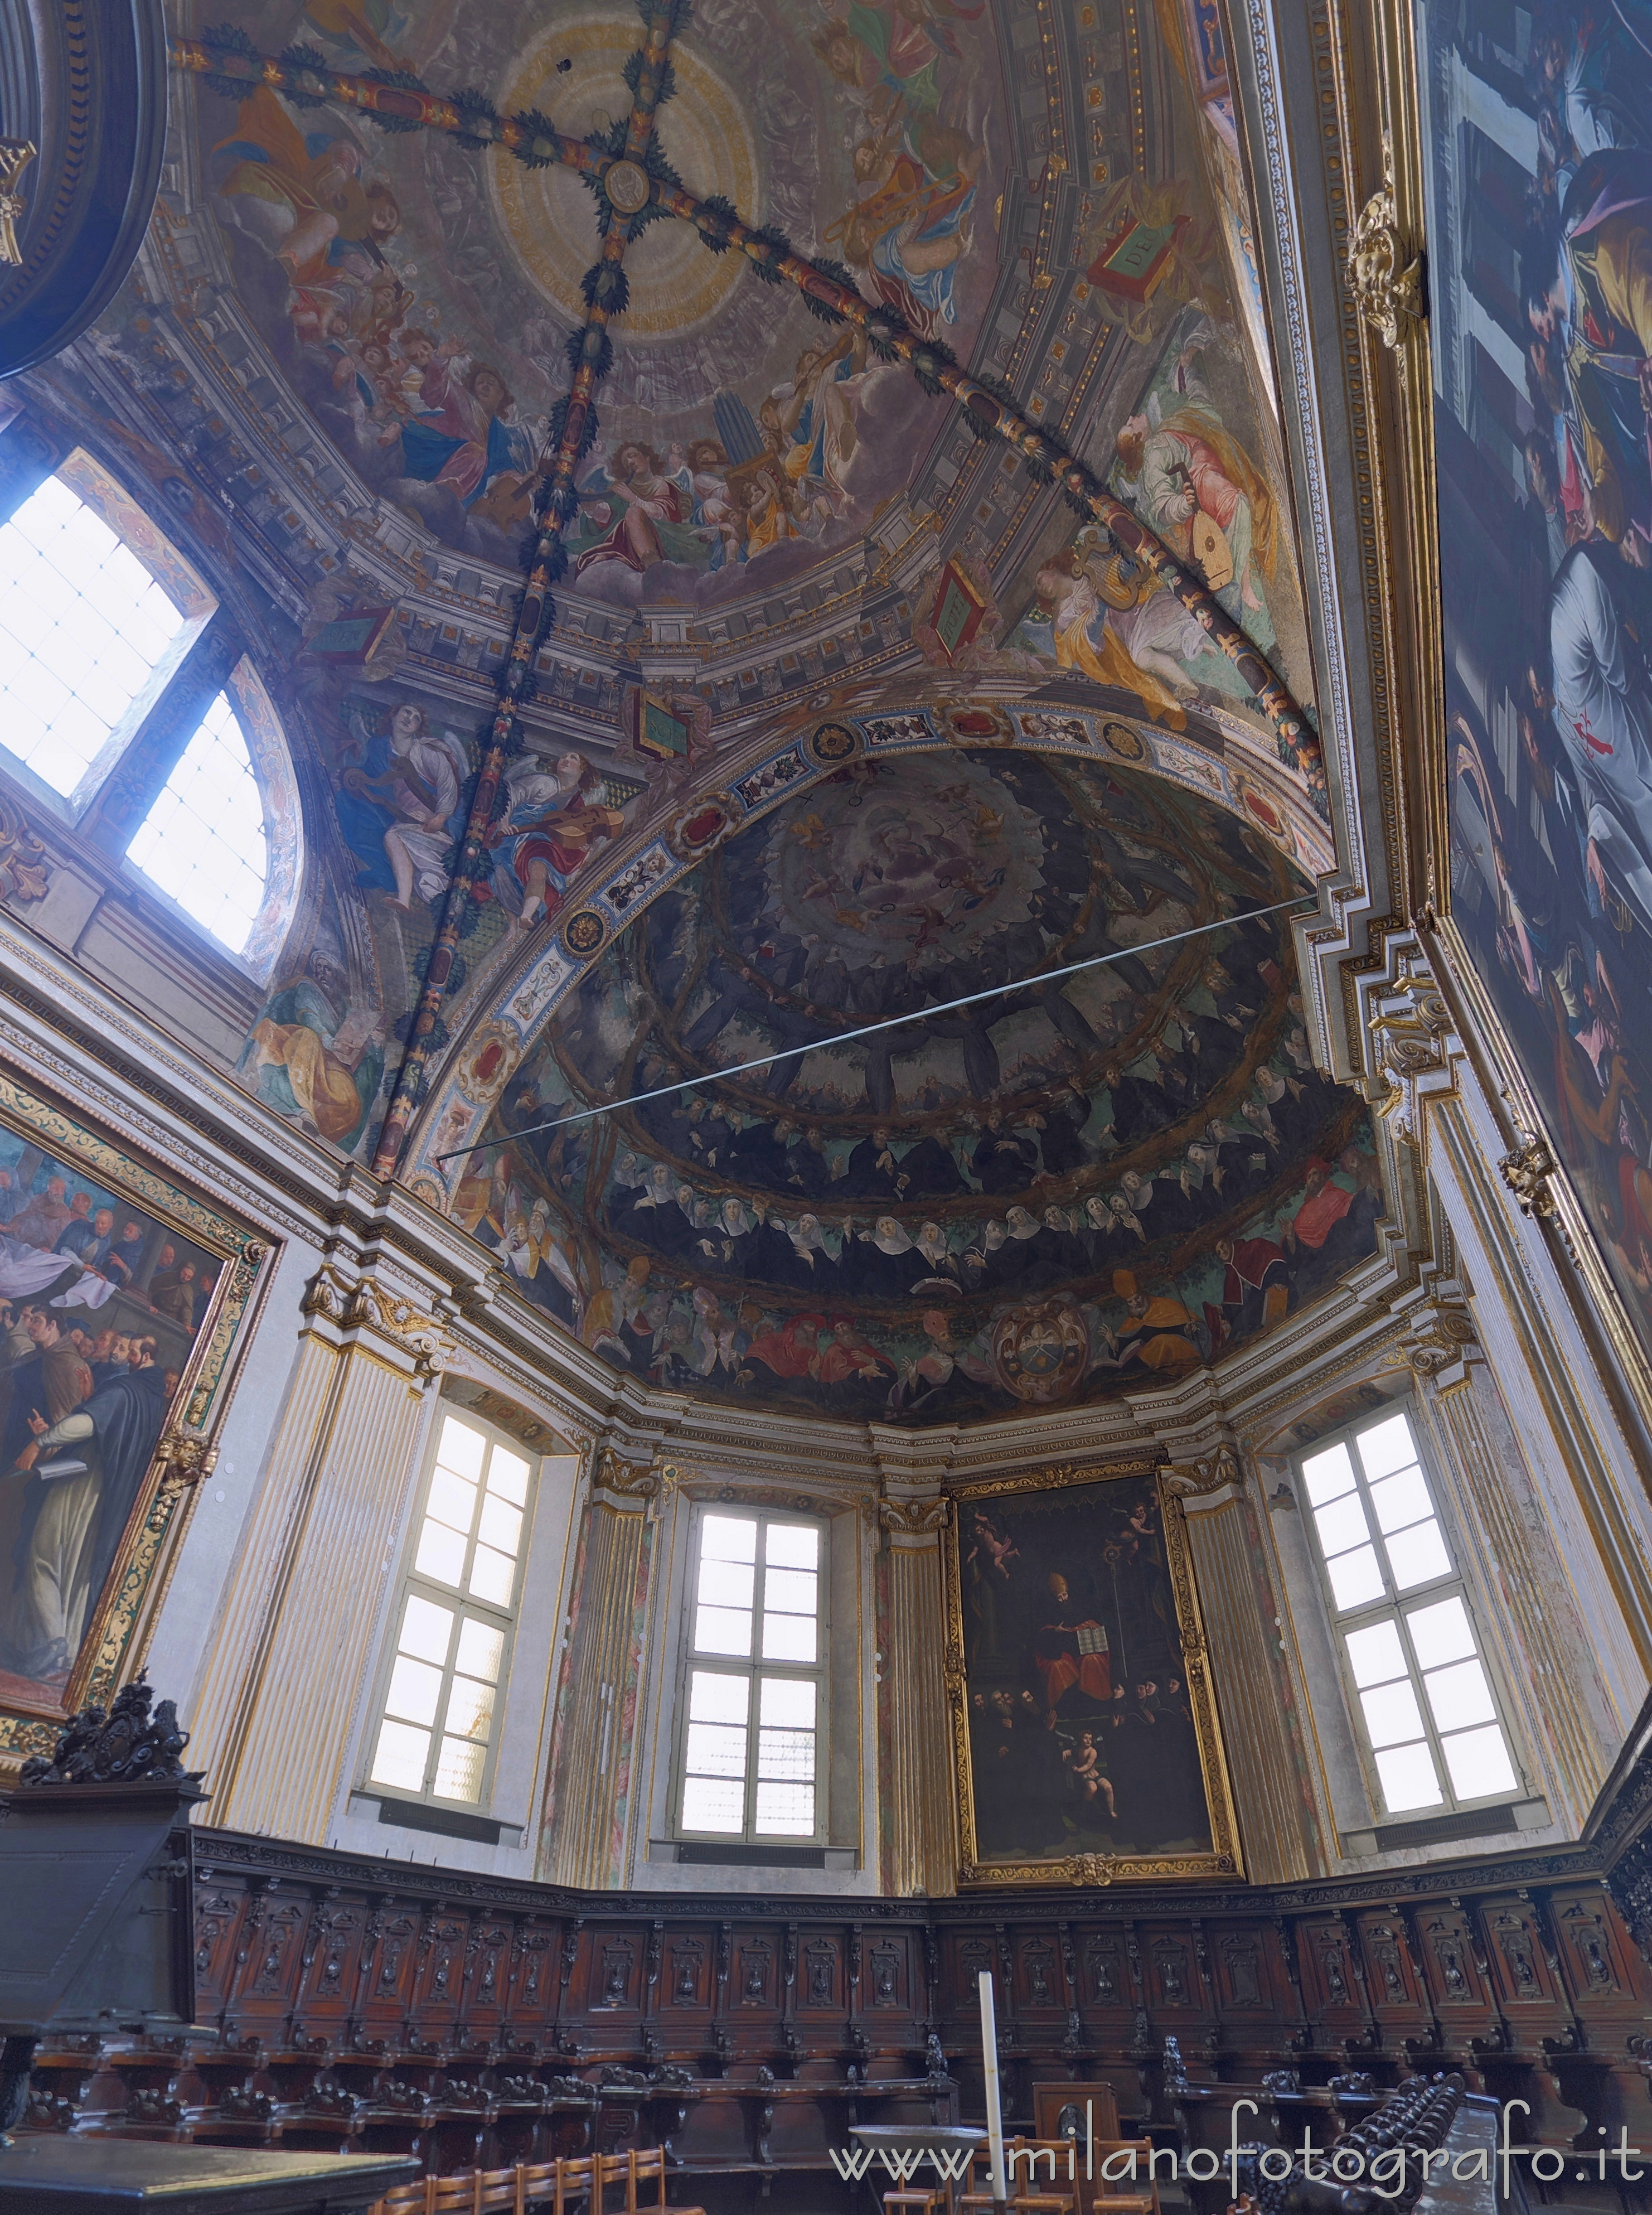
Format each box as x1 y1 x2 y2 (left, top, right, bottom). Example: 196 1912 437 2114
0 438 301 975
0 470 189 798
126 688 270 956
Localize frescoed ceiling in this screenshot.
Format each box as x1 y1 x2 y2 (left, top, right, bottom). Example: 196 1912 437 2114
16 0 1362 1424
447 746 1376 1424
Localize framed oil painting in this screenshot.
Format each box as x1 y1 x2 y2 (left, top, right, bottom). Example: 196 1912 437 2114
946 1461 1242 1885
0 1070 269 1763
1412 0 1652 1394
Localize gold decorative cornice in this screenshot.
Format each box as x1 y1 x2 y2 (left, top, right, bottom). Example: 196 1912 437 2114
1347 135 1425 350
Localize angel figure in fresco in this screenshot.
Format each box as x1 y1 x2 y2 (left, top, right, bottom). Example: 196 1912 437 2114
769 327 871 521
301 0 409 71
335 700 470 911
573 442 699 577
240 968 385 1152
398 361 537 512
1031 553 1191 730
1112 336 1281 655
829 109 982 339
216 89 400 335
485 752 627 928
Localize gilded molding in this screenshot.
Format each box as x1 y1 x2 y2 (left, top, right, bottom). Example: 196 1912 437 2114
1346 136 1425 349
1162 1445 1244 1500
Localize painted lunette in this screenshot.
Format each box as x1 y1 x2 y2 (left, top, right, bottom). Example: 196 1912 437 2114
170 30 1320 773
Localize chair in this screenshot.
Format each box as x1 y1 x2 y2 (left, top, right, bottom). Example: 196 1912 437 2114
623 2147 707 2215
957 2140 1076 2215
554 2154 598 2215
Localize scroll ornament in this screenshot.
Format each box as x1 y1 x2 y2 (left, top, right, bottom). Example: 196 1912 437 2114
1348 137 1425 349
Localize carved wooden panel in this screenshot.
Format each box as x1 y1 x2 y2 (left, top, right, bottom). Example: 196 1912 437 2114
1481 1900 1565 2016
590 1933 641 2012
1079 1934 1131 2014
1414 1908 1493 2015
664 1934 711 2010
798 1934 840 2013
1016 1936 1062 2011
1353 1914 1427 2021
1300 1920 1363 2016
1146 1932 1198 2011
735 1937 776 2009
866 1937 907 2010
1215 1932 1267 2011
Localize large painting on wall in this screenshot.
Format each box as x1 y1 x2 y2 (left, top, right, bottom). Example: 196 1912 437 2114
0 1075 267 1759
1416 3 1652 1369
946 1463 1242 1885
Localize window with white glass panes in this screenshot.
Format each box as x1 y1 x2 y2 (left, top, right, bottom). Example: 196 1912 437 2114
368 1411 536 1808
125 688 270 956
674 1508 826 1842
1297 1406 1521 1819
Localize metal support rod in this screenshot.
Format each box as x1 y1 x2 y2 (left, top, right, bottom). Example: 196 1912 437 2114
434 894 1312 1162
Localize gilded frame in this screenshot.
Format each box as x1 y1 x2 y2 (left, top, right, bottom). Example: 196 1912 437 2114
944 1457 1244 1887
1348 0 1652 1429
0 1067 272 1764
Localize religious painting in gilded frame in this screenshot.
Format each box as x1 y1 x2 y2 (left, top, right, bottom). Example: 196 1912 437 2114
1404 0 1652 1414
946 1460 1242 1885
0 1068 270 1764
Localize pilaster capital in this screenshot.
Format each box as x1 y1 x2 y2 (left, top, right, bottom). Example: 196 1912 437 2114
298 1263 452 1379
1394 1296 1480 1394
879 1492 951 1546
1161 1443 1244 1510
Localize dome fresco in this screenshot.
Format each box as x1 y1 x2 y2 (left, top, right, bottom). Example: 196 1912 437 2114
456 750 1377 1422
44 0 1362 1430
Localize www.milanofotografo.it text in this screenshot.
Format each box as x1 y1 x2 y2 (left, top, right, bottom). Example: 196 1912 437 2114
826 2101 1649 2197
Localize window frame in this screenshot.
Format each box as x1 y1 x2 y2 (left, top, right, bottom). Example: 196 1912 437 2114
669 1501 830 1847
363 1405 541 1816
0 429 302 977
1293 1402 1525 1824
0 444 218 824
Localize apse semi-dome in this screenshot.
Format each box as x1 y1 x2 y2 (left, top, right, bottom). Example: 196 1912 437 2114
457 749 1379 1424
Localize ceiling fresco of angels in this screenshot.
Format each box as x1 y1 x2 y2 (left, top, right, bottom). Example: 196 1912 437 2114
457 751 1378 1424
198 0 1004 597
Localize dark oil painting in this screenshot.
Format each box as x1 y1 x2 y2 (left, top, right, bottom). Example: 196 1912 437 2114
955 1473 1217 1866
1418 0 1652 1365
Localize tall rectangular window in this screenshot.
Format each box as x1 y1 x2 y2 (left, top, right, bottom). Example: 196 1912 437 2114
1299 1406 1521 1818
675 1510 825 1841
369 1410 535 1808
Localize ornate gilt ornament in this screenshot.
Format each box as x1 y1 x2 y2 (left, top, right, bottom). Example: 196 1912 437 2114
300 1264 450 1378
1064 1853 1117 1888
594 1444 661 1503
1499 1129 1559 1220
1369 955 1454 1147
0 139 36 267
1347 136 1425 349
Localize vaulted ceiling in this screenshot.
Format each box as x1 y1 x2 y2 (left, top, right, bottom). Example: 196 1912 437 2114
19 0 1364 1422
